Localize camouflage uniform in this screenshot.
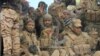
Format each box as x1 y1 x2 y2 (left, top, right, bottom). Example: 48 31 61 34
39 13 68 56
20 19 40 56
34 1 47 38
80 0 99 10
39 14 55 56
20 31 40 56
0 6 20 56
48 0 65 27
62 19 92 56
79 0 100 36
40 27 67 56
84 9 100 36
40 28 54 56
50 34 68 56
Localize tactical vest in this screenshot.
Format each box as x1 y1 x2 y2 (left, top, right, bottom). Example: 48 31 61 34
66 32 91 55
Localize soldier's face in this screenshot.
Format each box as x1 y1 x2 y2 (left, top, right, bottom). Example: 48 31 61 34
73 26 82 35
63 12 70 19
29 8 34 14
40 4 45 9
44 19 52 27
26 22 35 32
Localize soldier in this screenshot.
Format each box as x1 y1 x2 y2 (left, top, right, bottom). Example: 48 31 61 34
39 13 59 56
39 13 54 56
80 0 99 10
0 2 20 56
79 0 100 36
58 10 75 32
62 18 92 56
39 13 67 56
35 1 47 38
48 0 65 17
48 0 65 27
85 9 100 36
20 19 40 56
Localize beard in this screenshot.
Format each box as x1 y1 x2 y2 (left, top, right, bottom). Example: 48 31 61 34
44 24 52 27
26 28 34 33
74 31 82 36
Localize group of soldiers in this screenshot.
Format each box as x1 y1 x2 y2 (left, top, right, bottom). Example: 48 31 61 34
0 0 100 56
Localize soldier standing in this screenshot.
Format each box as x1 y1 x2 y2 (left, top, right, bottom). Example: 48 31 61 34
35 1 47 38
0 1 20 56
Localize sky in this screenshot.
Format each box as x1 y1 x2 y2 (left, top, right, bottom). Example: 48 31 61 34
27 0 54 9
27 0 81 9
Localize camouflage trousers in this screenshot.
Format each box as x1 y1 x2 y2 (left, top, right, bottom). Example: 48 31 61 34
0 9 20 56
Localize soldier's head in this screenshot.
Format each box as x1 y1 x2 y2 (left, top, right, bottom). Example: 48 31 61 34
69 18 82 35
24 19 35 32
43 13 53 27
62 10 71 19
28 7 34 15
38 1 47 10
